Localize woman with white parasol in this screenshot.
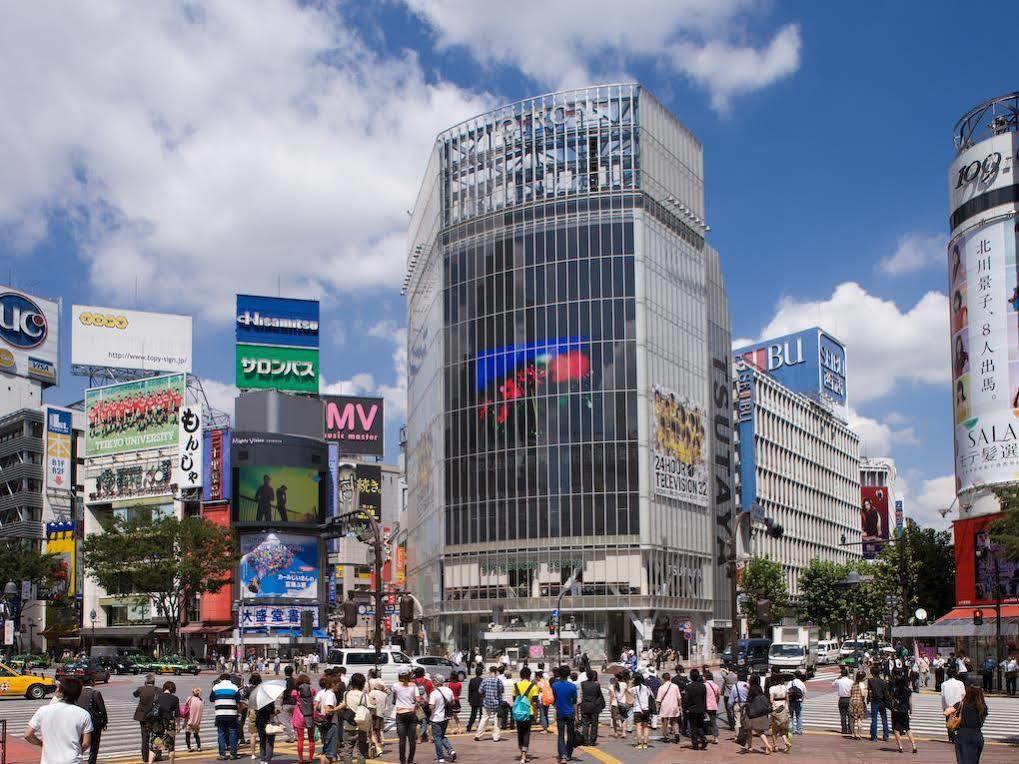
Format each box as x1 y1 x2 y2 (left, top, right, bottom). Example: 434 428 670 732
250 678 287 764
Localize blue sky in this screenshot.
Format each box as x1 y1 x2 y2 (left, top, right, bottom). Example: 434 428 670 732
1 0 1014 528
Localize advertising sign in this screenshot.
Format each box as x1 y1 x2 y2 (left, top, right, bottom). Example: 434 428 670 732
91 458 172 502
0 286 59 386
953 514 1019 605
356 464 382 520
235 343 319 394
239 532 319 601
323 396 384 455
203 429 231 503
44 406 73 490
235 465 323 525
84 374 185 457
44 521 75 598
948 132 1018 225
71 305 192 373
240 604 319 629
651 384 708 506
175 404 202 489
395 544 406 588
734 327 848 420
894 500 904 537
861 486 890 559
236 295 320 348
735 363 757 512
2 620 12 646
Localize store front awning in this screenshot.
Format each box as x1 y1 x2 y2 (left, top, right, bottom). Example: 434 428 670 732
89 625 156 639
180 624 232 635
891 606 1019 639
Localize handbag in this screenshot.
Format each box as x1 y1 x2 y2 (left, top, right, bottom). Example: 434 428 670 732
946 709 963 733
265 719 285 736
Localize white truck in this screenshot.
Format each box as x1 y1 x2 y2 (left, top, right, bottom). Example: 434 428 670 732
769 625 820 677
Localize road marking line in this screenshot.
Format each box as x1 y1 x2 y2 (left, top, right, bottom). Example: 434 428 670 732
580 744 623 764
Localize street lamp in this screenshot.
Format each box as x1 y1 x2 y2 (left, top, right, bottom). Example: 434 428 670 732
976 546 1003 692
89 609 97 657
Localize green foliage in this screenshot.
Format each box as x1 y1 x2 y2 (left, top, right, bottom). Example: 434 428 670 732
871 520 956 624
82 515 237 651
739 557 789 634
797 559 849 632
0 540 64 626
986 497 1019 562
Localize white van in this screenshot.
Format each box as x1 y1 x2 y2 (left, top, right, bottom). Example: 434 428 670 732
817 640 840 665
323 648 413 684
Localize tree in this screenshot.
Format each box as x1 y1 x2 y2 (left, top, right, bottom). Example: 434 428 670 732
0 540 64 643
739 557 788 634
797 559 849 633
82 514 237 652
987 505 1019 563
872 520 956 626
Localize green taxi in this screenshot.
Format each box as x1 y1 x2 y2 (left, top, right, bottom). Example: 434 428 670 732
135 655 200 675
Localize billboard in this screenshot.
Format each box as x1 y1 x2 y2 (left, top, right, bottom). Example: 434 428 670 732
44 406 73 490
84 374 185 457
860 485 890 559
323 396 384 455
0 286 59 386
236 295 320 348
175 403 203 489
236 343 319 394
239 531 319 601
240 603 319 629
356 464 382 520
91 458 173 502
651 384 708 506
71 305 192 373
234 465 323 525
203 429 231 503
44 521 75 598
735 363 757 512
953 514 1019 605
733 327 847 420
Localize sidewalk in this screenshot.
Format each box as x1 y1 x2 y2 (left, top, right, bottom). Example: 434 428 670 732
81 726 1017 764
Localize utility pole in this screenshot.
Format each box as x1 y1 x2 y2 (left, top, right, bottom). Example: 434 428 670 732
370 517 384 673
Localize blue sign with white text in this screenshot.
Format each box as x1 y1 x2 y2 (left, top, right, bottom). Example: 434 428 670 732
236 294 320 348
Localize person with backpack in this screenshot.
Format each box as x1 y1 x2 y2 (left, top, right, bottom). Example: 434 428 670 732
786 670 806 737
742 674 774 755
630 671 654 750
427 675 458 764
578 669 605 746
292 673 316 763
682 669 708 751
75 682 108 764
608 673 630 740
655 672 681 743
551 666 578 764
412 667 434 742
337 672 371 764
182 687 204 752
133 673 159 763
767 669 791 754
147 680 181 764
535 670 553 733
512 667 540 764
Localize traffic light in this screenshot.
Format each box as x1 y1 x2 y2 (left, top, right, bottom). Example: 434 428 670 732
548 621 556 636
341 599 359 628
756 599 773 625
764 518 784 539
973 608 984 626
300 610 314 637
399 595 416 623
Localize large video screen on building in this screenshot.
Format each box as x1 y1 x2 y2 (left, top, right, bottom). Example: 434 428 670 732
85 374 185 457
234 466 324 526
239 532 319 601
861 486 890 559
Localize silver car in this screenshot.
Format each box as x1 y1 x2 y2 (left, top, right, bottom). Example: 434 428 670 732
411 655 468 679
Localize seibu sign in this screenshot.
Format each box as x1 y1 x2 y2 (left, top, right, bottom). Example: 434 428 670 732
323 395 384 456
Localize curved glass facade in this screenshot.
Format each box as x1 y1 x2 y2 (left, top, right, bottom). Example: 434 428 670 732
406 85 731 659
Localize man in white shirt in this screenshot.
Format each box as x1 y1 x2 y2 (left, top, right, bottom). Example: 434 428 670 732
832 666 854 735
25 677 93 764
786 671 807 736
1005 656 1018 696
940 668 966 743
428 675 457 763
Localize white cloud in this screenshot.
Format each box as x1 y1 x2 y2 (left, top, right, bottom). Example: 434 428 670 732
753 282 949 404
322 320 407 422
878 233 949 276
848 407 919 458
898 473 955 531
197 379 239 424
0 2 493 320
404 0 801 113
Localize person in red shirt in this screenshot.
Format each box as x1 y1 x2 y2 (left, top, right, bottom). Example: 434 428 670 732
447 672 464 734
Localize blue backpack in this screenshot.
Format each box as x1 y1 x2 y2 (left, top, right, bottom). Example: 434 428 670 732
512 682 536 722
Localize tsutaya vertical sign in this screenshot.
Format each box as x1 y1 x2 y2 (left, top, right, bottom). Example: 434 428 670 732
175 404 203 489
44 406 73 490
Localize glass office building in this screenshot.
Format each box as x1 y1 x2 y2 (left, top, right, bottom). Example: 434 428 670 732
405 85 734 661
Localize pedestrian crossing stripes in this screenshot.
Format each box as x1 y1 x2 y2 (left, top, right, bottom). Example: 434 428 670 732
801 691 1019 743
